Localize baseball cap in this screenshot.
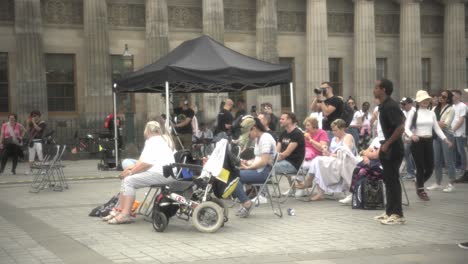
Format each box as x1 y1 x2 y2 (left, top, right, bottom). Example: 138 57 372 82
400 97 413 104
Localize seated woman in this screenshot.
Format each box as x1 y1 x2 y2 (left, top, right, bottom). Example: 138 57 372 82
304 119 358 201
232 117 277 218
339 137 382 204
294 117 329 191
105 121 176 224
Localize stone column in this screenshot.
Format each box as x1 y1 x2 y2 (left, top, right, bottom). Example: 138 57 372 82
306 0 329 108
398 0 422 98
441 0 466 90
145 0 169 120
353 0 376 105
251 0 281 115
83 0 112 130
202 0 227 123
14 0 48 120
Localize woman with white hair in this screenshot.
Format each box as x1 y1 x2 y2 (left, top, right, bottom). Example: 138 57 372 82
106 121 176 224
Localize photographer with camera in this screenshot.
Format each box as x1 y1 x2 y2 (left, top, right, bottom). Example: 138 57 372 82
310 82 344 140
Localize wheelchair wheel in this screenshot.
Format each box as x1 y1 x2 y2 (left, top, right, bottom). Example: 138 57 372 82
152 211 168 232
210 197 229 224
192 201 224 233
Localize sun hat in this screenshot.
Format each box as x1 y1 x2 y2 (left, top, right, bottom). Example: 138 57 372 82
415 90 432 103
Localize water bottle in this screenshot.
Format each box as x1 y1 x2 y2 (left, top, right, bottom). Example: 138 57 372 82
287 208 295 216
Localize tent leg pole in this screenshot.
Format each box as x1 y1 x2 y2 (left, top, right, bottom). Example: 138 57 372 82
165 81 170 129
289 82 294 113
113 90 118 167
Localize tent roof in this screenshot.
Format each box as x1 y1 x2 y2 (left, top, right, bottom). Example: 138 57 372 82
115 35 292 93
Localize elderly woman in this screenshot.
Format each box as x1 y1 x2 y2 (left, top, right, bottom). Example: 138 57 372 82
0 113 26 175
294 117 328 193
233 117 277 218
105 121 175 224
305 119 357 201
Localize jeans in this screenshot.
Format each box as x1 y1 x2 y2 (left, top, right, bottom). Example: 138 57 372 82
403 141 416 176
274 160 297 175
380 151 403 217
233 166 271 203
411 138 434 190
433 134 456 184
454 136 466 170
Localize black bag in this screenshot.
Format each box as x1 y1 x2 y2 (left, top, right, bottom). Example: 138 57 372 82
89 193 119 217
352 177 385 210
2 137 13 145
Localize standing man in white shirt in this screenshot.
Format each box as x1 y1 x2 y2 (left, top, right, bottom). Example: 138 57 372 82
451 90 466 173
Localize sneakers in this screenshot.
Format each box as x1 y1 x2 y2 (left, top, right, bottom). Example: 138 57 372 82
380 214 406 225
417 191 430 201
458 242 468 250
338 194 352 205
443 184 455 193
251 194 268 205
426 183 442 191
281 188 295 197
373 212 389 221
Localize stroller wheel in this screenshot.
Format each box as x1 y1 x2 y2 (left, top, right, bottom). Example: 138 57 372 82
152 211 168 232
192 201 224 233
210 197 229 224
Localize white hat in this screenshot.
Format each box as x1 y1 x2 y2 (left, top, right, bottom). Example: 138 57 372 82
415 90 432 103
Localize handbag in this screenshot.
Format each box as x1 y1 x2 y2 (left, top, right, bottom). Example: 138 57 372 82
2 137 13 145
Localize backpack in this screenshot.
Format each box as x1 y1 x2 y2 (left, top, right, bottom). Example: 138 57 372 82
352 177 385 210
89 193 119 217
341 100 354 126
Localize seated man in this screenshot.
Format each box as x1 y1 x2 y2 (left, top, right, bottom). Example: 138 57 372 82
304 119 358 201
192 122 214 158
232 117 277 218
275 112 305 196
104 121 176 224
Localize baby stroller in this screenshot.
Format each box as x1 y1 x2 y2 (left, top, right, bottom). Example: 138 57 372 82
152 139 239 233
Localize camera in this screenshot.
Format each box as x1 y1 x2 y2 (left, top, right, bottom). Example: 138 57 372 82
251 105 257 113
314 87 327 95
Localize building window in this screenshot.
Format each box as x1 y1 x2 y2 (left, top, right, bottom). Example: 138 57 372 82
46 54 76 112
376 58 387 80
329 58 343 95
0 53 8 112
422 58 431 91
279 57 294 112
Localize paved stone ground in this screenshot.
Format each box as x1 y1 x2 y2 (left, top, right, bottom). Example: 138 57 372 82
0 160 467 263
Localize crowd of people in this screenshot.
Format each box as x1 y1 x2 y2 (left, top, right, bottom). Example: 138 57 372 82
0 110 47 175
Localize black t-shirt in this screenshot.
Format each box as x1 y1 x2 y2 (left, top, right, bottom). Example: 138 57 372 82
322 96 343 131
378 97 405 160
269 113 279 131
174 108 194 134
278 127 305 170
29 121 46 139
216 109 233 133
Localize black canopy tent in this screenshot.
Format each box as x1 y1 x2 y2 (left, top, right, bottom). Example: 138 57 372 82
112 35 294 165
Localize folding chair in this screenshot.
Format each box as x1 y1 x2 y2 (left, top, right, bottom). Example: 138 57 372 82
276 158 310 203
249 154 283 217
401 178 410 206
30 145 63 193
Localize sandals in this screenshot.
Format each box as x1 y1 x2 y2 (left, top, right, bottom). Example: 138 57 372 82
102 210 120 221
108 214 134 225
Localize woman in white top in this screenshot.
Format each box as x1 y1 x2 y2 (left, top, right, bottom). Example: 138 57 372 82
105 121 176 224
427 90 456 192
405 90 452 201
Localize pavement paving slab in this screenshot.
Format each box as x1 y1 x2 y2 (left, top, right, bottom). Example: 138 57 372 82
0 160 467 263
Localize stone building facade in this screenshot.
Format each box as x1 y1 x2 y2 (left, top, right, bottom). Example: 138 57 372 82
0 0 467 147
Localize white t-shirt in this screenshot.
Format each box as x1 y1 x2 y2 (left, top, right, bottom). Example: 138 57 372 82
403 107 416 118
451 102 466 137
405 108 446 140
253 132 277 172
140 136 175 174
373 106 384 140
349 110 363 127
